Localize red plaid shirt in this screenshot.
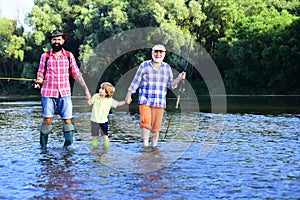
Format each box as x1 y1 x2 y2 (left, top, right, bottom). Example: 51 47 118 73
37 49 82 98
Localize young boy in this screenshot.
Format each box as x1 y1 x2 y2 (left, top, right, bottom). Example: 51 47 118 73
88 82 125 147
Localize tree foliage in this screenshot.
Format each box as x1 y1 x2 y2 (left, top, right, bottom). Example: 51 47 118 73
0 0 299 95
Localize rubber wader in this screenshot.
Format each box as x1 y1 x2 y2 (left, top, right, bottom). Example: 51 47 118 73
39 124 52 150
63 123 75 149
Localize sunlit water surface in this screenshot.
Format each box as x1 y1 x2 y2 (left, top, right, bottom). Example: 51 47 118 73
0 99 299 199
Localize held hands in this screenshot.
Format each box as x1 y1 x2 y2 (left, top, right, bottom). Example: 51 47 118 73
125 91 132 104
85 89 91 101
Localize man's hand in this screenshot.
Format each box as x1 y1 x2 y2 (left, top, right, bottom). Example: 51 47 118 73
178 71 186 80
85 90 91 101
172 71 186 88
35 77 44 84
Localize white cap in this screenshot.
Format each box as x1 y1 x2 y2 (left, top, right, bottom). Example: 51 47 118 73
152 44 166 51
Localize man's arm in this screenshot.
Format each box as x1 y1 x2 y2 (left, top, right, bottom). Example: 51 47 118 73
76 75 91 100
171 71 186 88
35 53 47 84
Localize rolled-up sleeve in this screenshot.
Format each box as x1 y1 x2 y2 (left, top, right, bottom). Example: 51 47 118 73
37 53 47 76
69 53 82 79
167 67 175 89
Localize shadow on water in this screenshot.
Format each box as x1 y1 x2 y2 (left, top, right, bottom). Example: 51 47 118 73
0 95 299 199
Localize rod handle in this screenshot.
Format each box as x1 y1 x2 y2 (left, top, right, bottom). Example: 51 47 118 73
175 95 181 109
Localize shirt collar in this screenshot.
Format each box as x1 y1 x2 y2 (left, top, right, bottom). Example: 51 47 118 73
150 60 165 67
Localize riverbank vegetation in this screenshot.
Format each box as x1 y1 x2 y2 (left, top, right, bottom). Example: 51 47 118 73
0 0 299 95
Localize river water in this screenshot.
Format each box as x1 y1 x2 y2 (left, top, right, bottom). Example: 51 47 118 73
0 97 299 199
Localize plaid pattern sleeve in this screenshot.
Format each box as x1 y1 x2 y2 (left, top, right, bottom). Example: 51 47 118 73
37 52 47 78
68 52 82 80
128 60 174 108
128 63 144 94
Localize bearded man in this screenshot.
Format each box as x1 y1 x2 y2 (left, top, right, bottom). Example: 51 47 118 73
35 29 91 150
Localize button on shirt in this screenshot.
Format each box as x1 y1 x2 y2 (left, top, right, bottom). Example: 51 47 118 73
38 49 82 98
128 60 174 108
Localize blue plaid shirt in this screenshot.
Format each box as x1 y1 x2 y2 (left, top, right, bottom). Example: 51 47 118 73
128 60 174 108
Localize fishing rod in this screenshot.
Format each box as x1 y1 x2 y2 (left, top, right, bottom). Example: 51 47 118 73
163 33 193 140
0 77 35 81
164 60 188 140
175 23 195 109
0 77 46 89
163 13 199 140
175 59 188 109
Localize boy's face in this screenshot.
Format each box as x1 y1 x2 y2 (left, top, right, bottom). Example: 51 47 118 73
99 87 106 97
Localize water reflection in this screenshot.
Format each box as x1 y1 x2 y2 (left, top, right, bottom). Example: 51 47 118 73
0 98 299 199
135 171 167 199
35 150 81 199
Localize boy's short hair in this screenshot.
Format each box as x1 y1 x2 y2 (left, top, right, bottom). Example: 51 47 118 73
101 82 115 98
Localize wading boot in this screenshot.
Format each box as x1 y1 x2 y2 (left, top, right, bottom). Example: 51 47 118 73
40 133 48 150
39 124 52 150
63 123 75 150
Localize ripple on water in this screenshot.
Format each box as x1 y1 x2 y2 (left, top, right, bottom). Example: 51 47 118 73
0 101 300 199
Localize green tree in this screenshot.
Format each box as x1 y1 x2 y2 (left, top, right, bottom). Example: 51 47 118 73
213 0 299 94
0 18 30 93
262 19 300 94
2 0 299 95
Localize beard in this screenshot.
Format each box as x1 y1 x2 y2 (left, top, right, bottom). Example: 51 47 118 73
152 54 165 63
52 43 63 52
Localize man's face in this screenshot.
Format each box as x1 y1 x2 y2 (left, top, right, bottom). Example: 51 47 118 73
51 36 65 45
51 36 65 52
152 50 166 63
